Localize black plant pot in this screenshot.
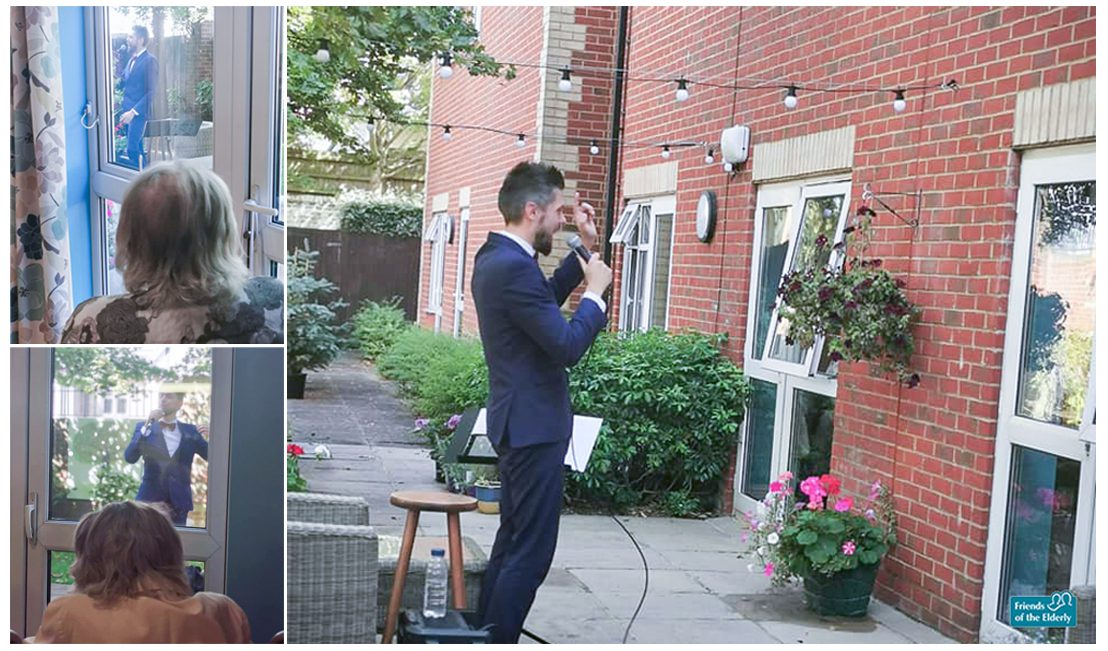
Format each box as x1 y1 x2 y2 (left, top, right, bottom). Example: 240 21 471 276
803 562 880 617
288 373 307 399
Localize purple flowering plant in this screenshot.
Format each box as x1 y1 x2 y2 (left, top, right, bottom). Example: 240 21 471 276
742 473 896 586
777 207 921 387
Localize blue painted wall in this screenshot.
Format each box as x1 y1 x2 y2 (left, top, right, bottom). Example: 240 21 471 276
58 7 93 303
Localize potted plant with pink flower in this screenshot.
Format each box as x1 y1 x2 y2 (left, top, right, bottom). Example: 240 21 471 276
742 472 896 617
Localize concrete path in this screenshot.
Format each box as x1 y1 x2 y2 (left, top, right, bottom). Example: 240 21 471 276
288 356 957 645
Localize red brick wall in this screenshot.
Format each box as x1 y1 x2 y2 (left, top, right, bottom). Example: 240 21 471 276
421 6 619 336
615 5 1095 642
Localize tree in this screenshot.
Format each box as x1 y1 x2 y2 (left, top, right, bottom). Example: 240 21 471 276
287 6 512 158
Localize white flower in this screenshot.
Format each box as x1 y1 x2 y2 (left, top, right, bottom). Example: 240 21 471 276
758 521 766 530
747 563 757 573
313 444 332 460
757 546 766 556
767 532 780 545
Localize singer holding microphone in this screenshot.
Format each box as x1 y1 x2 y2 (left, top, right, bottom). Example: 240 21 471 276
124 388 209 526
472 161 612 643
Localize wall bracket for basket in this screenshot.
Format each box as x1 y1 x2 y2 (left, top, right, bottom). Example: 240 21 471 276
861 183 921 228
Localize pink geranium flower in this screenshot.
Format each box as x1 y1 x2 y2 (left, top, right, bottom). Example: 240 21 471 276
833 497 853 512
764 562 775 577
842 540 856 556
769 481 784 493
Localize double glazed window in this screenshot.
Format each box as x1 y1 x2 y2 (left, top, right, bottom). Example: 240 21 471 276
424 212 452 315
737 178 850 505
610 196 676 332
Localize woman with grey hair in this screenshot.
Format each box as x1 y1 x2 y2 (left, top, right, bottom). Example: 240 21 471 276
61 161 283 344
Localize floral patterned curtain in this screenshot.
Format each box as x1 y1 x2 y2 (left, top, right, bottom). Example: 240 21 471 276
11 7 73 343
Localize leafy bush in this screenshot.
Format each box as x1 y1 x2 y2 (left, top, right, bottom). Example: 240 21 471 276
567 330 751 515
351 298 411 361
288 247 349 375
340 200 423 238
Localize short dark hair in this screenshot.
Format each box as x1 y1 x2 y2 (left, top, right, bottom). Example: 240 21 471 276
132 25 150 44
497 161 565 224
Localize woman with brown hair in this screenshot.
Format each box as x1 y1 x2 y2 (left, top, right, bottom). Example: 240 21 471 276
60 161 283 344
31 501 250 644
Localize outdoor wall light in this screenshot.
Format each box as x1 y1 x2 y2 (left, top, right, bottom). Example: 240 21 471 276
438 52 454 79
314 39 330 63
589 140 600 155
783 85 799 109
675 78 690 102
892 89 907 113
558 67 573 92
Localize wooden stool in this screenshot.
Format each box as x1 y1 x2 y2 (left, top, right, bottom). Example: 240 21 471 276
382 490 478 644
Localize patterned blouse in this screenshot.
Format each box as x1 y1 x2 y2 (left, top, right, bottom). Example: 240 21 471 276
61 276 284 344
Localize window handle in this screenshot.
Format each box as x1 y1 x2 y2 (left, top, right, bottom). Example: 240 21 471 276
80 102 99 130
25 492 38 546
242 199 279 218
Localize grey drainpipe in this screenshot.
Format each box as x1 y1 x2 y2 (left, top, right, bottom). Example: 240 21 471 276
602 6 629 267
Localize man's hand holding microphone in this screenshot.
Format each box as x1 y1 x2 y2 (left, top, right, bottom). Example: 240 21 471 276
569 192 613 296
142 409 165 437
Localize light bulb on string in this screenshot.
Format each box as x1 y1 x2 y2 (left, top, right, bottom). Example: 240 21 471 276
783 86 799 109
892 89 907 113
704 147 715 165
314 39 330 63
438 52 454 79
589 140 600 155
558 68 573 92
675 79 690 102
516 133 526 148
441 125 453 141
661 145 671 160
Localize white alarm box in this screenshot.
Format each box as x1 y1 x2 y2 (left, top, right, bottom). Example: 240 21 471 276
720 125 750 164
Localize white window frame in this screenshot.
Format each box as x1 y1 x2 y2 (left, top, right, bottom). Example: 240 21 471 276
452 207 470 338
760 180 852 376
614 195 676 332
84 7 285 296
734 175 848 515
980 143 1096 643
425 212 450 317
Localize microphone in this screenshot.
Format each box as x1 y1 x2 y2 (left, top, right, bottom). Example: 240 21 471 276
142 409 164 437
567 234 591 262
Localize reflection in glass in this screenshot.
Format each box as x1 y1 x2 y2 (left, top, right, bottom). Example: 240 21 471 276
754 206 790 360
741 379 777 501
769 194 843 364
998 446 1080 642
1017 181 1095 428
48 551 205 602
103 199 125 295
650 214 674 329
51 347 212 528
108 7 215 170
788 389 835 499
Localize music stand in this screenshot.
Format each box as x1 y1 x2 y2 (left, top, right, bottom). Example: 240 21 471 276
442 407 498 465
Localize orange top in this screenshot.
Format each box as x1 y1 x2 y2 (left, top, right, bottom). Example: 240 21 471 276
32 591 251 644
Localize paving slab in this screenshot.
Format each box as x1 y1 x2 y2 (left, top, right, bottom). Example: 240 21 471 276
626 618 781 645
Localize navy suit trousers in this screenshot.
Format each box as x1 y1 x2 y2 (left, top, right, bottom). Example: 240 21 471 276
478 437 569 643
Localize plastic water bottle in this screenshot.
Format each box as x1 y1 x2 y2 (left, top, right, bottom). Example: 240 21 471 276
422 548 448 619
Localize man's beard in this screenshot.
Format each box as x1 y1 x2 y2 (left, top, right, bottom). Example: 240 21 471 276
534 228 554 257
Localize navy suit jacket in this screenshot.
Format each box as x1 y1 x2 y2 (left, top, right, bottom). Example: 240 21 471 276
472 233 607 449
124 421 208 515
121 50 157 118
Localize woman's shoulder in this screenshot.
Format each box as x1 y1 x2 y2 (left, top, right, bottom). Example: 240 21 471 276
243 275 284 309
61 294 150 344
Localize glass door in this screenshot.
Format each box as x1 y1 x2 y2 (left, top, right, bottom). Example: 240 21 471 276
85 6 285 296
17 347 231 637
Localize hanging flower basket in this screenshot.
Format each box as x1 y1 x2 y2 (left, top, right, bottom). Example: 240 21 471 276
777 207 921 387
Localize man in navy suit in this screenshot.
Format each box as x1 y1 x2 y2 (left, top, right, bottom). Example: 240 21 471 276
472 162 612 643
118 25 158 169
124 391 208 526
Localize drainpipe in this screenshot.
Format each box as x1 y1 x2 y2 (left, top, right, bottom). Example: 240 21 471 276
602 6 629 267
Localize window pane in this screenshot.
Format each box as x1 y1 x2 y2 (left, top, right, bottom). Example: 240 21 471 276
788 389 835 496
768 194 844 363
741 379 777 501
753 206 790 360
108 7 215 170
48 552 206 602
997 446 1080 642
650 214 673 329
50 347 212 529
1017 181 1095 429
103 198 125 295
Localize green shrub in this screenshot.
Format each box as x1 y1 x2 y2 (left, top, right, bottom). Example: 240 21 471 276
567 330 751 516
351 298 411 361
288 247 349 375
340 200 423 238
413 339 487 421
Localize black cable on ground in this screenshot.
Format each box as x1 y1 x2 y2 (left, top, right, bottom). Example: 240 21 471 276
520 627 552 644
610 514 649 645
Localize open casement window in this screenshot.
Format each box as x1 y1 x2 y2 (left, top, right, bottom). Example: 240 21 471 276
981 144 1096 643
612 196 676 332
425 212 451 315
85 7 285 294
760 180 852 376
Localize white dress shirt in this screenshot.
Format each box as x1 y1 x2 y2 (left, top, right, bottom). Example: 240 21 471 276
160 416 181 456
495 230 606 312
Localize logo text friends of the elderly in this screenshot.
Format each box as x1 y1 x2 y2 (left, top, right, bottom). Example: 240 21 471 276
1009 592 1077 627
